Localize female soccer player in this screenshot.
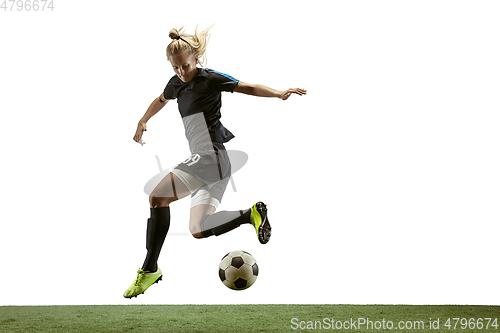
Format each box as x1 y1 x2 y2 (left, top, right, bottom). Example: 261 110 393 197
124 26 306 298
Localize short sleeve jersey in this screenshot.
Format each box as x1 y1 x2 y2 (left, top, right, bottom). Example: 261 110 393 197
163 68 239 152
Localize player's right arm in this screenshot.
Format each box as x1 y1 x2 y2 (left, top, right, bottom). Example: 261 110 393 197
133 94 170 145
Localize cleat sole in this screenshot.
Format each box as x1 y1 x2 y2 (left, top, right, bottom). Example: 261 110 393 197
255 202 271 244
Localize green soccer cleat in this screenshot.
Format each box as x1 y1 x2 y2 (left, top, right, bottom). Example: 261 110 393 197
250 201 272 244
123 267 162 298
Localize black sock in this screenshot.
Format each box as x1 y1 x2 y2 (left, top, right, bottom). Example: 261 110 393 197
200 208 251 238
142 206 170 272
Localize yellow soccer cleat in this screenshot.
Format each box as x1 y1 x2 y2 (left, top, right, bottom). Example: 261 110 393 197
250 202 272 244
123 267 162 298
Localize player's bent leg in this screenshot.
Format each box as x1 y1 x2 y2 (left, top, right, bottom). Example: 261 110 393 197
195 197 272 243
123 267 163 299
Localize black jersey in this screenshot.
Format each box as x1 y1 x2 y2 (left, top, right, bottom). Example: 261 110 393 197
163 68 239 151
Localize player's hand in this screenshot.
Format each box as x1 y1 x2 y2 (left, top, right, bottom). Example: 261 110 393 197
280 88 307 100
133 122 147 146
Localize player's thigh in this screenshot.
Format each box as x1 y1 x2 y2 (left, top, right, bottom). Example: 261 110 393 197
150 172 190 200
189 204 216 236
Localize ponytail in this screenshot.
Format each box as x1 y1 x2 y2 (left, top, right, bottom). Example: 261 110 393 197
166 25 213 67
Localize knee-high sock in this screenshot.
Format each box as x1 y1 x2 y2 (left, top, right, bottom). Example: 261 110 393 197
142 207 170 272
200 208 251 237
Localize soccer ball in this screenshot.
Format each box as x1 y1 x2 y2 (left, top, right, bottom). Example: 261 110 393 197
218 250 258 290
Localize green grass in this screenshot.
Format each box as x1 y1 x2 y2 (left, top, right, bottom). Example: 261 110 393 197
1 305 499 332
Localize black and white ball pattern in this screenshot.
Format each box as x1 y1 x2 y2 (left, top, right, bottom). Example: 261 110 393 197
219 250 258 290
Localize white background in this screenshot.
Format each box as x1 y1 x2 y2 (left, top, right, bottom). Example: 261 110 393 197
1 0 499 306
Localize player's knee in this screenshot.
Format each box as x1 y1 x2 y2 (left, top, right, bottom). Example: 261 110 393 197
149 194 175 208
189 224 204 239
191 231 205 239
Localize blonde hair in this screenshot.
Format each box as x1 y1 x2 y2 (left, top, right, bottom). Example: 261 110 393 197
166 25 213 67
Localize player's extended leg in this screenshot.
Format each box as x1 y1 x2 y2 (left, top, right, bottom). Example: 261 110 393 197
191 201 272 244
123 172 191 299
144 172 191 271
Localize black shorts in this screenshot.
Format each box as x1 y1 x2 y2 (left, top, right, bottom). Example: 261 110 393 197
174 142 232 202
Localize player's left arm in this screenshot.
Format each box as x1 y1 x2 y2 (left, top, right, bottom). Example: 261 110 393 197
234 82 307 100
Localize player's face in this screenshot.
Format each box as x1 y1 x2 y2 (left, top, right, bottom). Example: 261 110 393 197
170 51 198 82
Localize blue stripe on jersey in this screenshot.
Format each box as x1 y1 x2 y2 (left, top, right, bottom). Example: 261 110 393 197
211 70 239 82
